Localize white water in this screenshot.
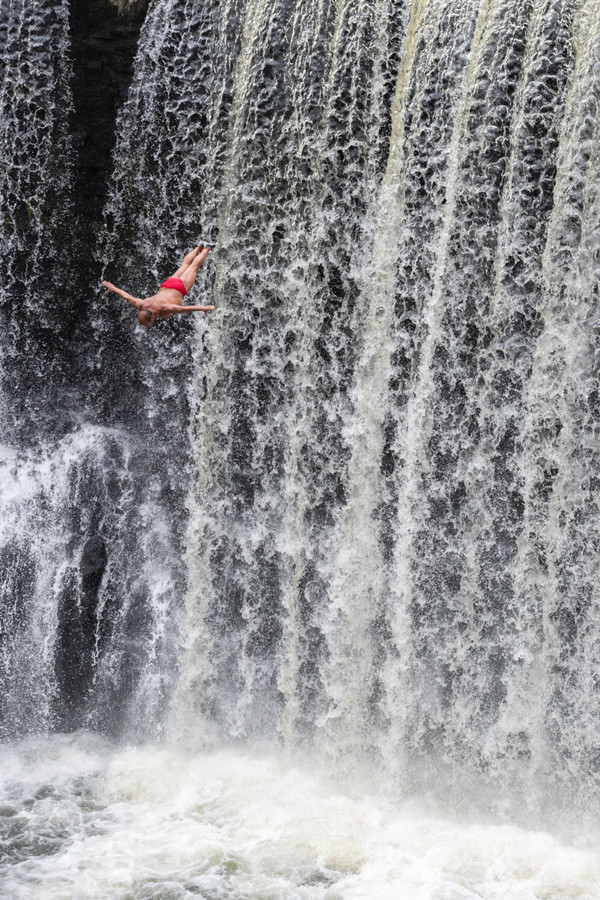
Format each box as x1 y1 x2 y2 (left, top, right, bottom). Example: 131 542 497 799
1 735 599 900
3 0 600 890
0 426 183 739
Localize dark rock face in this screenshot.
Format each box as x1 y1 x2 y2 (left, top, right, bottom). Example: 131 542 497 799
80 534 108 576
69 0 151 273
55 536 108 726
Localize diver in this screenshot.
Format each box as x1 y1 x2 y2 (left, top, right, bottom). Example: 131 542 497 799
103 244 215 328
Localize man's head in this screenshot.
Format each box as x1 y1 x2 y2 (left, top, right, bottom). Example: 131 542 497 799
138 309 155 327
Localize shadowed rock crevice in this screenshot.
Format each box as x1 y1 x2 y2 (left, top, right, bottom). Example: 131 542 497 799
55 536 108 728
69 0 151 272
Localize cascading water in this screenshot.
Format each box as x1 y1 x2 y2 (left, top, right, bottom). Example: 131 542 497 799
3 0 600 896
0 0 73 437
0 0 186 741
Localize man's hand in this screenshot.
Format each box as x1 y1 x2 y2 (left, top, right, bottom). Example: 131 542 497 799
103 281 115 293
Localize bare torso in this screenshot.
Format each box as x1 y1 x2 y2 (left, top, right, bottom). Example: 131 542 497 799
141 289 185 319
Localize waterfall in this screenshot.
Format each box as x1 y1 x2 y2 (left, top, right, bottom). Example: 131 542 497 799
3 0 600 829
0 0 73 438
0 0 74 735
0 0 185 740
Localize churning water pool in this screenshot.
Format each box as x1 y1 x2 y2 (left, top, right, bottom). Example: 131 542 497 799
0 733 599 900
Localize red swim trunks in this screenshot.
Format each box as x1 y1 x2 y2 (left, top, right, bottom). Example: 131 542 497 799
160 277 187 297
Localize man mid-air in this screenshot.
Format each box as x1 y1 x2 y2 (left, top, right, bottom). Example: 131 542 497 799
103 245 215 327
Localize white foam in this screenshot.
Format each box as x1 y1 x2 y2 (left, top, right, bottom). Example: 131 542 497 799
1 736 599 900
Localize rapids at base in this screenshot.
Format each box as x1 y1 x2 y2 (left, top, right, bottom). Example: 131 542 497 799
0 734 599 900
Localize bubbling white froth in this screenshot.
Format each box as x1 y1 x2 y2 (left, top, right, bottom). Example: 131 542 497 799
0 735 599 900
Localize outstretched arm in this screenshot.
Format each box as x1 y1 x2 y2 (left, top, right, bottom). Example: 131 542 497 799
165 304 215 315
103 281 142 308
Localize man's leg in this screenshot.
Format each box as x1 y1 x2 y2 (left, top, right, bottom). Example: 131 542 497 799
173 246 202 279
179 247 210 293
